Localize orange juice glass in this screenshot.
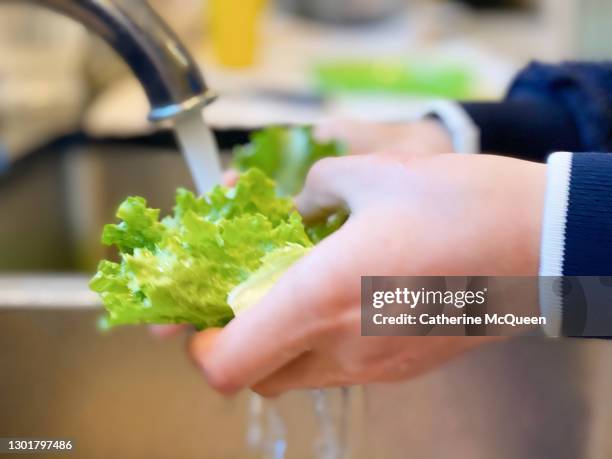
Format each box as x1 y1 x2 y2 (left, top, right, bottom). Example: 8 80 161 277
208 0 267 68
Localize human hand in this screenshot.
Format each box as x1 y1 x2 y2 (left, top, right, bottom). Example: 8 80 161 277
189 153 546 396
315 118 454 157
150 121 449 339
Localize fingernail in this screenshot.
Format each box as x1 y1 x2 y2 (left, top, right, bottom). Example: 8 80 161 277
190 334 209 364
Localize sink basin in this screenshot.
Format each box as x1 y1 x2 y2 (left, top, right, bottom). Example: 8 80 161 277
2 303 610 459
0 138 223 272
0 307 367 459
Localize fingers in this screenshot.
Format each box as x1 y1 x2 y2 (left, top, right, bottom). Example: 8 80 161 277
294 155 374 222
251 351 334 397
223 169 239 187
313 119 356 142
189 286 309 394
294 160 347 222
149 324 188 338
296 154 408 222
313 119 395 156
189 231 354 395
188 328 222 367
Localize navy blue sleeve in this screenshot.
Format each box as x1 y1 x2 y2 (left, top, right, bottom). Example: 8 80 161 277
539 153 612 336
461 61 612 160
563 154 612 276
461 99 582 161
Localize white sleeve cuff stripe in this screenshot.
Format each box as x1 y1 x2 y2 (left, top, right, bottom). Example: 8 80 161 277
539 151 573 337
420 101 480 154
540 152 572 276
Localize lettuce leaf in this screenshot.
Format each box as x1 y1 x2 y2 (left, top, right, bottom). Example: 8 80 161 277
227 244 310 317
92 127 350 330
90 169 313 330
234 126 346 196
234 125 349 242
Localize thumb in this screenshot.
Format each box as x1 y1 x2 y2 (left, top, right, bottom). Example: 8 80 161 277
190 328 223 370
295 155 380 222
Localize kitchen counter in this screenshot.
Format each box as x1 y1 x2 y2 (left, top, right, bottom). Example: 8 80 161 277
0 275 99 309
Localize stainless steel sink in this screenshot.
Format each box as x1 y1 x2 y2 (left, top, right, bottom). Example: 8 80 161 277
3 303 611 459
0 141 215 272
0 307 370 459
1 143 612 458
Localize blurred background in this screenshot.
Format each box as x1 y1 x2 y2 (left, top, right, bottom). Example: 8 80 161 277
1 0 612 458
1 0 611 272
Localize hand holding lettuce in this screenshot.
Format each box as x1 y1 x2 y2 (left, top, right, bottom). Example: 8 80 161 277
90 128 532 394
190 154 538 396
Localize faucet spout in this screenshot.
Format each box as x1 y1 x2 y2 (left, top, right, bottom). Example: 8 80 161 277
18 0 214 122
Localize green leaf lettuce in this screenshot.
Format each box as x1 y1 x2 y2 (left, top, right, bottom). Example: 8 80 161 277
90 169 314 330
92 127 350 330
234 125 349 243
234 126 346 196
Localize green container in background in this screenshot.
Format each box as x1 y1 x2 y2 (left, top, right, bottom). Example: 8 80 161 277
314 59 475 99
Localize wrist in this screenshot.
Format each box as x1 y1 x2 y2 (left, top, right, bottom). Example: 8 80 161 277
526 164 548 275
410 119 455 154
489 157 546 276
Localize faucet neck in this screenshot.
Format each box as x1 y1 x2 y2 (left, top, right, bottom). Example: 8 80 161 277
25 0 212 121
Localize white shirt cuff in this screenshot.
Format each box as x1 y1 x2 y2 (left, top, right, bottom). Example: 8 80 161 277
420 100 480 154
539 151 573 337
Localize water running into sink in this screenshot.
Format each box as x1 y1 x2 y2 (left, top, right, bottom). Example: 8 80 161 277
173 108 223 194
312 388 351 459
173 109 350 459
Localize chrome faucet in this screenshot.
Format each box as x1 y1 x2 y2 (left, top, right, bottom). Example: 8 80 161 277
11 0 215 122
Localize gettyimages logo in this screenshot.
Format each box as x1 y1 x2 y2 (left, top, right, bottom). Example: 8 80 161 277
361 277 612 337
372 287 488 309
